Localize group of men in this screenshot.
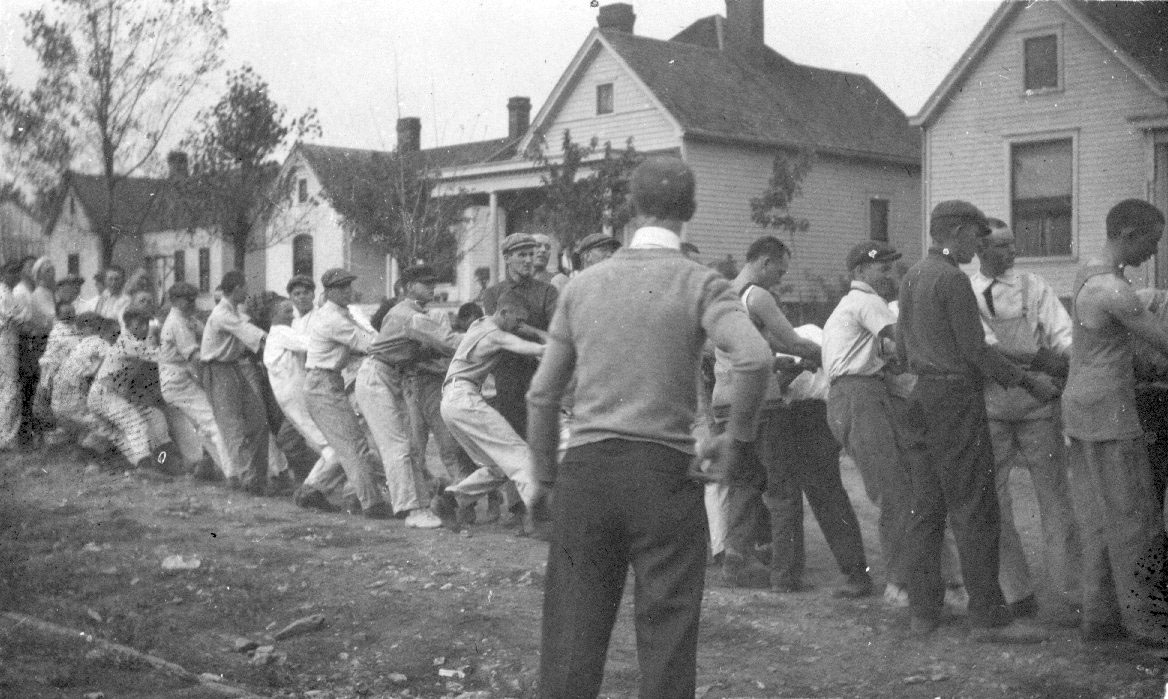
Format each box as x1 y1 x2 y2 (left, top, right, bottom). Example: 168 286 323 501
5 154 1168 697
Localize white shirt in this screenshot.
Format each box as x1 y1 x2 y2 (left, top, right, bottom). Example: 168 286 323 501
780 325 830 403
263 324 309 402
969 268 1072 356
305 301 375 371
822 281 897 380
628 226 681 250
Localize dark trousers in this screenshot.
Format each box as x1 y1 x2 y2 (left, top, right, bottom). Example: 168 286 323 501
902 376 1008 627
17 334 48 445
203 362 269 493
540 439 707 699
755 401 869 588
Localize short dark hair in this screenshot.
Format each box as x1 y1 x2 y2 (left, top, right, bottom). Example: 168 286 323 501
369 297 396 331
122 306 153 327
457 302 484 324
495 292 529 314
219 270 247 294
680 242 700 256
745 236 790 262
630 158 696 222
98 317 121 341
286 274 315 294
75 311 104 334
1106 199 1165 240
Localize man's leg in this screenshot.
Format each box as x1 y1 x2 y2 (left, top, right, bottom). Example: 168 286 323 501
719 415 769 587
204 364 269 493
304 369 386 512
793 401 870 590
988 419 1034 609
760 407 806 590
415 374 473 482
440 384 537 507
540 441 631 698
901 386 949 626
88 385 152 466
354 360 426 514
1014 417 1082 613
162 376 237 477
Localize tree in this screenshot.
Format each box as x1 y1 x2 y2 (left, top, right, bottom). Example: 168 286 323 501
321 151 471 282
750 147 816 240
178 65 321 272
0 0 228 265
526 130 642 251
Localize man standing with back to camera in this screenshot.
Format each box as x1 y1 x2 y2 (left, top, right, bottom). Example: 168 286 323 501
897 200 1059 643
528 157 772 698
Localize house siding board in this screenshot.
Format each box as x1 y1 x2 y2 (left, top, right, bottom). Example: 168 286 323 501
684 140 920 299
349 237 388 303
141 228 224 305
536 47 677 157
925 0 1166 295
455 205 498 302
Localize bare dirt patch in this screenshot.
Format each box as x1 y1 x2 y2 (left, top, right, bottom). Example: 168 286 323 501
2 448 1167 698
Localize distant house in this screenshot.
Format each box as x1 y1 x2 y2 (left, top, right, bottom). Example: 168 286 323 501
912 0 1168 295
435 1 921 300
249 119 517 304
0 196 44 262
44 152 229 307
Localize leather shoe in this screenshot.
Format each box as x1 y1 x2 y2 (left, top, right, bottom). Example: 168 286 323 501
294 486 337 512
722 550 770 589
344 495 362 516
1007 594 1039 619
362 502 393 520
833 574 874 599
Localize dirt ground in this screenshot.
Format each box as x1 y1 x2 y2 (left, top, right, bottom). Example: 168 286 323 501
2 446 1168 699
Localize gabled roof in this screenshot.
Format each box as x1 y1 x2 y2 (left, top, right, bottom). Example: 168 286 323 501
598 26 919 163
297 137 519 199
913 1 1168 127
47 171 196 236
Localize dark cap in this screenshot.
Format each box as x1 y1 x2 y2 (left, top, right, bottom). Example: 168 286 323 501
320 267 357 288
286 274 315 294
1 260 22 275
846 241 902 271
501 233 538 255
167 281 199 300
575 233 621 255
931 200 991 235
401 264 439 286
57 274 85 287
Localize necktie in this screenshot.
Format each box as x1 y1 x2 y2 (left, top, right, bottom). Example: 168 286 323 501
983 279 997 317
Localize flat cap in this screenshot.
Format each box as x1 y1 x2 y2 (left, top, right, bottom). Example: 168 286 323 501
400 264 439 286
576 233 621 255
320 267 357 288
286 274 316 293
846 241 902 271
57 273 85 287
167 281 199 300
501 233 538 255
931 200 991 235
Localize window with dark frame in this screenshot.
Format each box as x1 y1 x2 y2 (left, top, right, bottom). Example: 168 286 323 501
1011 139 1073 257
292 234 313 278
1024 35 1058 91
198 247 211 292
869 199 889 242
173 249 186 283
297 178 308 203
596 83 614 115
67 253 79 276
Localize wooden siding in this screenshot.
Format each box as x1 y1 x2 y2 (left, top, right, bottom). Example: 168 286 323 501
924 1 1166 295
47 189 142 303
454 205 501 302
685 140 921 302
141 228 225 308
535 46 678 158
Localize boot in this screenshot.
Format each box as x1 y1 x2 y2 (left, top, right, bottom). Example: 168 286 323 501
722 549 770 589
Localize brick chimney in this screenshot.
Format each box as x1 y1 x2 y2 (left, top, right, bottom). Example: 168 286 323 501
597 3 636 33
167 150 189 179
397 117 421 154
724 0 766 67
507 97 531 140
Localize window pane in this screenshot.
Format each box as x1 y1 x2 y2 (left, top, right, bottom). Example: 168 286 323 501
596 83 613 115
173 250 185 283
298 179 308 203
1012 139 1072 256
869 199 889 242
198 248 211 292
292 234 314 278
1024 35 1058 90
67 254 80 276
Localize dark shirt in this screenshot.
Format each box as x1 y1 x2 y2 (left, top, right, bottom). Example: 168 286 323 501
480 276 558 331
896 249 1024 387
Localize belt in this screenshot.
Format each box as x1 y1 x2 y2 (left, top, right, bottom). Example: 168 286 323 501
306 366 342 373
203 359 248 366
829 374 882 386
915 372 975 382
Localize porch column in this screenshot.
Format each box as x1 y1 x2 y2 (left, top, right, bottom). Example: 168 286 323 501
489 190 501 282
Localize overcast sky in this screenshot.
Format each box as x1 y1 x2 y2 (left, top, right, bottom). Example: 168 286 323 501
1 0 1000 172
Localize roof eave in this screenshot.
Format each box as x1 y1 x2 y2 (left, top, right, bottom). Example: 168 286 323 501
1059 0 1168 99
682 130 920 168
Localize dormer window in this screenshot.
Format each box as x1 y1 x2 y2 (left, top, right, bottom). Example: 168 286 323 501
297 178 309 203
1023 33 1059 92
596 83 614 115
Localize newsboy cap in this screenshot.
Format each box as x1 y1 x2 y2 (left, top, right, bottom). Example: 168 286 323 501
320 268 357 288
575 233 622 255
401 264 439 286
501 234 538 255
286 274 316 294
931 200 991 235
167 281 199 301
845 241 902 271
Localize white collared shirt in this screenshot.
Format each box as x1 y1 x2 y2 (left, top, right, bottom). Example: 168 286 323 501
969 268 1072 356
822 280 898 380
628 226 682 250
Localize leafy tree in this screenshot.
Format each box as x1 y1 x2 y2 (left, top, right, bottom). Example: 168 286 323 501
178 65 321 272
321 151 471 283
526 130 642 251
0 0 228 265
750 147 816 239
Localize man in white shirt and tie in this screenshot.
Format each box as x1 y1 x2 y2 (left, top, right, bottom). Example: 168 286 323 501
970 218 1082 624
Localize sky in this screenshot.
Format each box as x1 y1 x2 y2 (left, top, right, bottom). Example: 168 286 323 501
0 0 1001 173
